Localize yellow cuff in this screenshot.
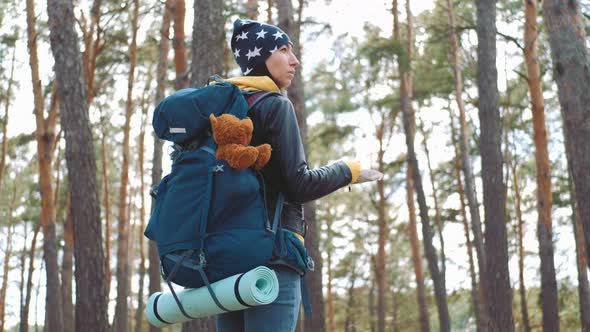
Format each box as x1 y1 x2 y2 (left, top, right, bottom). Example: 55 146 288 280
343 160 361 184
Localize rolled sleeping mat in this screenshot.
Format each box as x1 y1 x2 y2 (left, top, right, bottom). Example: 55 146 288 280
145 266 279 327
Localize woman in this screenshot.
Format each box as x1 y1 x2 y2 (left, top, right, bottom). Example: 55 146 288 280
216 19 375 332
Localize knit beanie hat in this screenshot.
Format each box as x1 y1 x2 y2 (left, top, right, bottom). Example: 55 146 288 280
230 18 292 76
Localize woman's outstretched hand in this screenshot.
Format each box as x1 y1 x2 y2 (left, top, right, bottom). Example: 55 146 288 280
356 169 384 183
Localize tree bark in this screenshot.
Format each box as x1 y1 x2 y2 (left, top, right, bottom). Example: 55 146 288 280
19 223 40 332
523 1 559 330
173 0 189 90
449 106 482 331
100 114 112 298
476 0 514 329
0 45 15 194
113 1 140 331
0 183 17 332
376 120 388 332
392 3 429 331
61 196 75 332
18 221 27 331
401 0 451 329
149 3 173 332
444 0 489 327
47 0 109 330
508 151 531 332
542 0 590 270
418 121 446 278
277 2 326 332
26 1 64 330
267 0 273 23
134 70 152 332
326 212 335 332
247 0 259 20
191 0 224 86
343 266 356 332
569 171 590 332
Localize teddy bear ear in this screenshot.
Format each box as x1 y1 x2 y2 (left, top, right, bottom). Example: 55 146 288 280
209 114 217 126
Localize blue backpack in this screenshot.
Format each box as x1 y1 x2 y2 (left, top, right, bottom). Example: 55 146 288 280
144 79 289 318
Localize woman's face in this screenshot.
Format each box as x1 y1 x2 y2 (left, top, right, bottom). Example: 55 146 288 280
265 44 300 88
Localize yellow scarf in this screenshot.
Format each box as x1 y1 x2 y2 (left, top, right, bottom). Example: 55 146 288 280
225 76 280 92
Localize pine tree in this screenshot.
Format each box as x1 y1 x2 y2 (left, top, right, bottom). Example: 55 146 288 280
47 0 109 330
476 0 514 328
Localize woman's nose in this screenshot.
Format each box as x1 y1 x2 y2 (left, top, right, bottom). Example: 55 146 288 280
290 54 300 67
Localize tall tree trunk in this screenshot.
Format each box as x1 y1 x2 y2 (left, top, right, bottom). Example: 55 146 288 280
343 266 356 332
26 1 64 331
369 281 376 332
523 1 559 330
402 76 430 332
418 120 446 278
542 0 590 269
444 0 489 327
508 151 531 332
266 0 273 23
326 212 335 332
406 161 429 332
449 106 482 331
61 196 75 332
19 223 40 332
114 1 140 331
277 2 326 332
173 0 189 90
375 119 388 332
47 0 109 330
476 0 514 329
100 114 112 298
0 183 17 332
18 221 28 330
134 71 152 332
0 45 15 193
191 0 224 86
148 3 173 332
399 0 451 330
570 172 590 332
247 0 259 20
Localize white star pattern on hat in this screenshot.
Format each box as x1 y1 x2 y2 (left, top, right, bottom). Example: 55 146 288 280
246 46 262 60
272 31 284 40
256 29 267 39
244 67 253 75
234 49 240 58
269 45 278 54
235 31 248 41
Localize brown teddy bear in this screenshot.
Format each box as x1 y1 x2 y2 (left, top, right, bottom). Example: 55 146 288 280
209 113 271 170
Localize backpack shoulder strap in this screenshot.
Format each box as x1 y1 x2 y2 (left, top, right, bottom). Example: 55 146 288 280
245 91 282 110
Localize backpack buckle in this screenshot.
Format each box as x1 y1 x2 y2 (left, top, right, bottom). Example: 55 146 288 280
198 251 207 266
306 256 315 271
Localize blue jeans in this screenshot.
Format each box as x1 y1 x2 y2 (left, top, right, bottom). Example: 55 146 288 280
217 266 301 332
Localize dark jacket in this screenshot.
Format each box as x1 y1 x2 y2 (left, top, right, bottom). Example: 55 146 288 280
247 93 353 238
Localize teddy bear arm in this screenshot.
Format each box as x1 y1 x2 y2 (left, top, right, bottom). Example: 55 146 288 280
253 144 272 170
217 144 259 170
